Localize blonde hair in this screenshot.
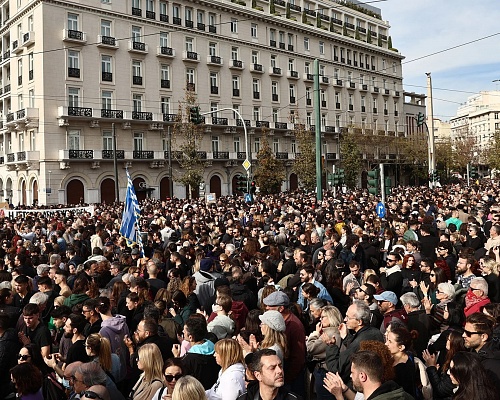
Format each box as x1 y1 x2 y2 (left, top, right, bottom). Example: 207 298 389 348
214 339 244 372
137 343 165 383
362 269 376 284
172 376 206 400
86 334 112 373
482 258 499 276
322 306 343 331
261 326 288 359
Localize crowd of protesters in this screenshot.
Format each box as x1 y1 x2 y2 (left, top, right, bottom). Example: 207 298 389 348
1 182 500 400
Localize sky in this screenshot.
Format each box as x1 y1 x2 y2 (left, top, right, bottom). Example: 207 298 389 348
380 0 500 121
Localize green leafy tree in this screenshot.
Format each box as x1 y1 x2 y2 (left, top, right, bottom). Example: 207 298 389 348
292 122 316 190
253 129 285 194
486 130 500 172
340 132 362 188
397 133 428 180
451 136 476 172
171 90 206 199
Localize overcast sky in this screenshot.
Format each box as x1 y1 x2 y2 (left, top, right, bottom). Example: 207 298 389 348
381 0 500 121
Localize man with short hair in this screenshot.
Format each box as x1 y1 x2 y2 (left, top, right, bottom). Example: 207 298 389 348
146 258 166 298
324 301 384 385
374 291 407 334
463 312 500 390
51 305 72 359
19 303 51 357
379 252 404 298
82 299 102 337
297 266 333 309
237 349 301 400
456 254 476 289
13 275 33 309
485 224 500 251
324 350 413 400
64 313 91 365
55 269 72 298
75 362 125 400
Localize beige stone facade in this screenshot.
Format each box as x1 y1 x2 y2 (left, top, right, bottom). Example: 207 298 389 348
0 0 404 204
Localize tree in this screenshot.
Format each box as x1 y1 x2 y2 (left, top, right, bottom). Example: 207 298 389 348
397 133 428 180
292 122 316 191
486 130 500 172
253 128 285 194
340 132 362 188
451 136 476 172
171 90 206 199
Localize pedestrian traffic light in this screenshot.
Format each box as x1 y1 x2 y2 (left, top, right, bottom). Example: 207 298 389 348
416 112 425 128
250 180 257 194
189 106 203 125
367 169 379 195
236 174 248 192
470 166 478 179
385 177 392 195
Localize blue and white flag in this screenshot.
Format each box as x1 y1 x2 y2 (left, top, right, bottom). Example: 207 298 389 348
119 169 143 253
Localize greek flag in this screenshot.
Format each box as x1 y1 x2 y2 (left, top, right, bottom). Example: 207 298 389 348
119 169 143 253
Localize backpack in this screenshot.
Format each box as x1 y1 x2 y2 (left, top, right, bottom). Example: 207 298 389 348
42 373 67 400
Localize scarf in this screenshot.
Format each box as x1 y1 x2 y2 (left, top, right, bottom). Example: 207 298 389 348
464 289 484 311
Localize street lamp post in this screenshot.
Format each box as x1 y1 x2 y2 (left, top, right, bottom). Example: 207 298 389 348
47 170 52 199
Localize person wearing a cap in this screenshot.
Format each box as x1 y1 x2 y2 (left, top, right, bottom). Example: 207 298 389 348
257 310 286 363
262 291 306 397
374 291 407 334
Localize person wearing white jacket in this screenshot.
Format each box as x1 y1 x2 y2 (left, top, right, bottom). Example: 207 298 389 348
206 338 246 400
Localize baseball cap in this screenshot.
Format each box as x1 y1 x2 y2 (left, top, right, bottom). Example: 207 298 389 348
373 291 398 305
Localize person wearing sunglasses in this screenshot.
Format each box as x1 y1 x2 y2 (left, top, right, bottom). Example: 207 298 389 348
81 385 110 400
464 277 491 317
152 358 183 400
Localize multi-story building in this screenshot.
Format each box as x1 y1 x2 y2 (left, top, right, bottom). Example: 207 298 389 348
450 91 500 162
0 0 404 204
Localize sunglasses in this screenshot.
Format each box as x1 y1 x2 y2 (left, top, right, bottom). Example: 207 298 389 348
164 373 183 382
430 273 436 277
387 259 397 262
356 287 368 295
18 354 30 361
463 329 483 337
82 391 104 400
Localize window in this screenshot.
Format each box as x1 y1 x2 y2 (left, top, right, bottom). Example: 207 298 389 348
132 26 142 42
270 29 276 42
393 62 397 73
279 31 284 44
271 55 277 68
251 23 257 38
103 131 113 151
382 59 386 71
232 76 239 90
361 96 365 108
160 2 168 16
28 15 33 31
197 11 204 24
233 137 240 153
348 71 352 82
334 68 339 80
335 115 341 128
101 20 112 37
161 64 169 81
161 96 170 113
132 0 141 8
173 4 180 18
273 138 279 153
208 13 216 27
231 47 239 60
252 78 260 93
304 62 310 74
102 90 112 109
185 7 193 22
133 132 143 151
101 55 112 74
28 89 34 108
319 41 324 54
211 136 220 152
289 84 296 99
288 58 294 71
186 68 195 84
254 136 260 152
319 65 325 76
146 0 154 12
210 72 218 88
68 87 79 107
18 59 22 83
68 130 80 150
288 34 293 46
230 18 238 33
251 51 258 64
335 92 341 105
321 114 327 128
133 94 143 112
209 42 217 56
306 112 312 126
272 108 278 123
321 90 327 106
185 37 194 52
304 37 309 51
18 94 23 111
306 87 311 101
17 24 22 40
271 81 278 95
29 130 35 151
160 32 168 47
291 139 296 154
132 60 142 77
360 74 364 85
68 13 79 31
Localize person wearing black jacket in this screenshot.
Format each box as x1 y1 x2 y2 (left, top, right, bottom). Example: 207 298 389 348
379 252 404 298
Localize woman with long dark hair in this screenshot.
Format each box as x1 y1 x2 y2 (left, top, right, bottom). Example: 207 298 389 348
10 363 43 400
449 352 498 400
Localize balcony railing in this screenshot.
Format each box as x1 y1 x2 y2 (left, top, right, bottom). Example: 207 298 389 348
69 150 94 159
185 20 194 28
68 68 80 78
209 55 221 64
270 40 276 47
212 117 228 125
231 59 243 68
101 109 124 118
161 79 170 88
133 151 154 159
67 30 84 40
160 14 168 22
197 23 205 31
236 119 251 127
213 152 229 159
163 113 178 122
275 122 287 129
305 8 316 16
146 10 155 19
209 25 216 33
256 121 269 128
237 152 246 159
100 36 116 46
16 109 26 119
102 150 125 159
173 17 181 25
7 153 15 162
68 107 92 117
233 88 240 97
17 152 26 161
132 7 142 16
276 152 288 159
102 72 112 82
132 41 146 51
210 86 219 94
186 51 198 60
132 111 153 120
133 75 143 85
186 83 195 91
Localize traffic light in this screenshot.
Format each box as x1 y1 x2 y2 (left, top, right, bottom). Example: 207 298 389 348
429 170 439 182
235 174 248 192
385 177 392 195
367 169 379 195
250 180 257 194
337 169 345 184
416 112 425 128
470 166 478 179
189 106 203 125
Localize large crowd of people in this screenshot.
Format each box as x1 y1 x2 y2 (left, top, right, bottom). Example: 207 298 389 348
1 182 500 400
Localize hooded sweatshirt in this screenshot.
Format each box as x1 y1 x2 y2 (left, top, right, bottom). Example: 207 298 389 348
99 315 129 382
182 340 221 389
206 362 246 400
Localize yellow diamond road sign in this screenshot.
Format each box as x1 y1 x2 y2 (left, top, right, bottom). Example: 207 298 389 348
242 159 251 171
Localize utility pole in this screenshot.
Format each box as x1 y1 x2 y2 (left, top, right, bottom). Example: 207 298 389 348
426 73 436 188
380 163 386 205
112 123 119 202
313 59 322 201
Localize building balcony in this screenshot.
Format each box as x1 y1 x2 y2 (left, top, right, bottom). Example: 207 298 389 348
360 84 368 91
209 25 217 33
250 63 264 73
256 121 269 128
236 119 251 127
186 83 196 91
207 55 223 66
197 23 205 31
332 18 342 25
185 20 194 28
274 0 285 6
348 82 356 89
270 40 276 47
279 42 285 49
320 76 329 84
63 29 87 43
101 109 124 119
326 153 338 160
102 71 112 82
275 122 288 129
253 91 260 100
211 151 229 159
132 75 143 85
272 94 279 102
372 86 380 94
1 51 9 64
210 86 219 95
325 126 337 133
128 41 148 53
334 79 343 86
5 151 40 170
383 89 390 95
132 7 142 16
306 98 312 106
276 152 288 159
304 9 316 16
232 88 240 97
229 59 244 70
182 51 199 62
146 10 156 19
212 117 228 125
161 79 170 89
102 150 125 159
11 39 22 54
319 13 329 21
133 150 154 159
290 97 296 104
269 66 282 76
288 44 294 51
5 108 39 130
157 46 175 58
3 84 11 94
163 113 179 122
68 68 80 78
173 17 182 25
160 14 168 22
22 31 35 47
394 90 400 97
131 111 153 121
289 3 301 11
287 70 299 79
304 73 314 81
344 22 355 29
97 35 119 49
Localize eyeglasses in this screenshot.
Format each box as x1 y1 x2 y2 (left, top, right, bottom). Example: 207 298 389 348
82 391 104 400
356 287 368 295
463 329 484 337
470 287 481 292
17 354 30 361
344 315 358 321
70 375 84 383
164 373 183 382
430 273 436 277
387 259 397 262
